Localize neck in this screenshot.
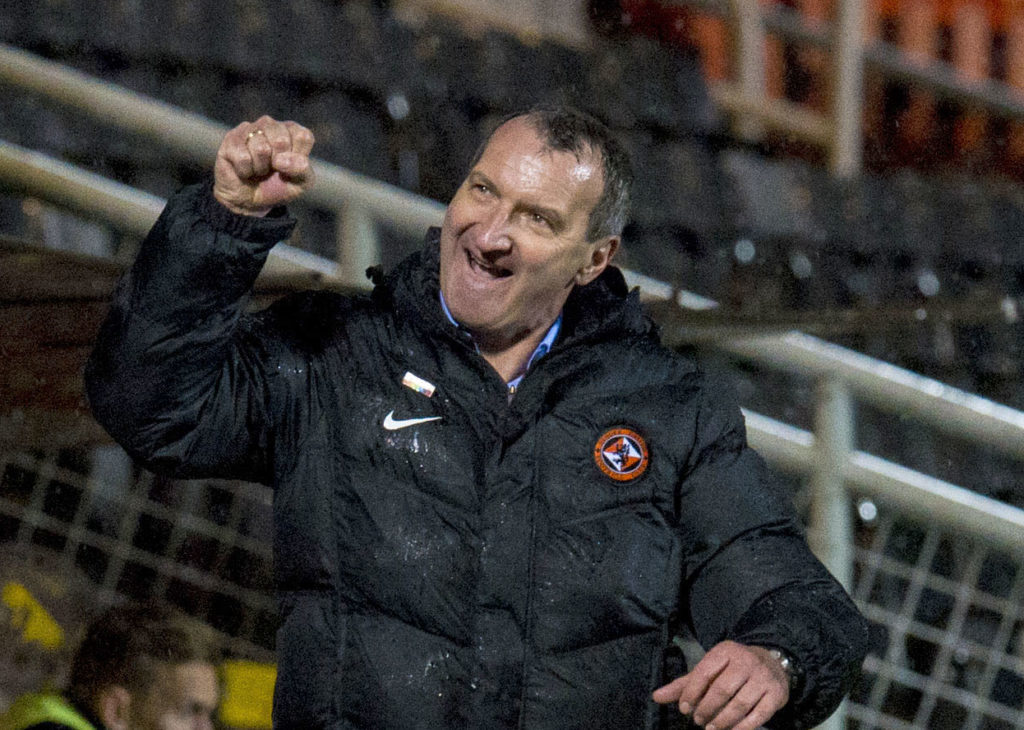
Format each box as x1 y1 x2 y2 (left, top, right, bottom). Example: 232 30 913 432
476 327 549 383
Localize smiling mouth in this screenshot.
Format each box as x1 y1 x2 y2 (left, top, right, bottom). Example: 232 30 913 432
467 250 512 278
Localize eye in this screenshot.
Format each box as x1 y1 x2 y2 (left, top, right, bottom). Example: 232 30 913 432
530 212 552 229
472 182 491 195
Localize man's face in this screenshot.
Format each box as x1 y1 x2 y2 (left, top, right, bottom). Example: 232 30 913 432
130 661 219 730
439 117 615 348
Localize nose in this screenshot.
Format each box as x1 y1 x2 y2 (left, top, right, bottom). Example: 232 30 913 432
475 204 513 254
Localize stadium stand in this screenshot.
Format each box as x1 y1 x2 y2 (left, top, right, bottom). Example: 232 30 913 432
2 1 1024 728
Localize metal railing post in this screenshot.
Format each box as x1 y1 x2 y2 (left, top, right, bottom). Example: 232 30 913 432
808 376 855 730
831 0 866 178
336 202 379 291
809 376 855 587
728 0 768 142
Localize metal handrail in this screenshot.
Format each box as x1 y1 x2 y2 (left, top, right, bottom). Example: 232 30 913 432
744 410 1024 559
0 139 341 283
625 271 1024 462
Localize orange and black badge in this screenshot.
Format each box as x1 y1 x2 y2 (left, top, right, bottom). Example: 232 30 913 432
593 427 649 482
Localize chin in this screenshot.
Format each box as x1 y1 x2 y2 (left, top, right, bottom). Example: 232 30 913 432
456 313 500 335
449 295 500 327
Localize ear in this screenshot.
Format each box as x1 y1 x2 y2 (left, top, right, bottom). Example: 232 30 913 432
574 236 619 287
97 685 132 730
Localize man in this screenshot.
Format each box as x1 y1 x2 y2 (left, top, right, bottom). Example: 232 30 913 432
85 107 868 729
0 603 219 730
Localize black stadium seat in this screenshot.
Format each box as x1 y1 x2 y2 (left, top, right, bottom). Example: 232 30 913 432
719 149 821 243
302 89 390 182
469 29 543 113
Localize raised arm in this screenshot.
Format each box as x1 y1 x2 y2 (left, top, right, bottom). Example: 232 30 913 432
85 117 315 483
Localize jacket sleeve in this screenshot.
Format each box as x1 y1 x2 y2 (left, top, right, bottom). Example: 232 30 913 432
84 181 299 484
676 385 869 729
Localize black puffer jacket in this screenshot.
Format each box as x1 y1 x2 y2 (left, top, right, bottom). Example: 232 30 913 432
86 183 868 729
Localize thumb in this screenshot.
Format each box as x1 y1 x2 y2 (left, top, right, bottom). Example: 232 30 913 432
272 151 311 176
252 172 302 209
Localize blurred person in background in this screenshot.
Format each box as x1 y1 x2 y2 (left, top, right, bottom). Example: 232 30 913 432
85 107 867 729
0 603 219 730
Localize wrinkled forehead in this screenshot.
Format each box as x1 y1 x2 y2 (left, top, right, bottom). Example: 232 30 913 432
477 118 604 199
493 117 602 168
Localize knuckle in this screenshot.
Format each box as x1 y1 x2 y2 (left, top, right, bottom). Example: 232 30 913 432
704 685 731 705
224 148 249 166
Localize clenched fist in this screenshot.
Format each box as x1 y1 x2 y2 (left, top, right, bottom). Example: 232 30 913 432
213 115 315 216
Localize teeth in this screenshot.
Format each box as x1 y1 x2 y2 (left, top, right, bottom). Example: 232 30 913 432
465 250 512 278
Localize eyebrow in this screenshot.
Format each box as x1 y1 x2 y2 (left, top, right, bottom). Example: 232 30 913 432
522 202 566 231
468 172 568 231
467 170 495 190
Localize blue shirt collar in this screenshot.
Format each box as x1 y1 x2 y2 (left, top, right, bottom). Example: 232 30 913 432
439 291 561 389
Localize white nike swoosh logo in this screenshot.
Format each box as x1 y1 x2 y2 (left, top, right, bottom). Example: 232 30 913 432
382 410 443 431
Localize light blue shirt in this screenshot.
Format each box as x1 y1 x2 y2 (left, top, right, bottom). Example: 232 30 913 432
439 292 561 394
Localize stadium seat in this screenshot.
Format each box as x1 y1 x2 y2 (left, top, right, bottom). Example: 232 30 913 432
0 3 27 44
301 89 390 182
308 1 410 93
392 101 482 202
143 1 222 67
582 35 718 137
988 181 1024 294
409 15 478 106
636 137 735 246
718 149 821 243
887 171 944 264
936 176 1002 290
535 40 588 109
14 0 85 52
469 29 542 113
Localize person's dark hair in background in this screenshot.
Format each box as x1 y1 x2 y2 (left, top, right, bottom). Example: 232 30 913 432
1 602 219 730
66 603 218 721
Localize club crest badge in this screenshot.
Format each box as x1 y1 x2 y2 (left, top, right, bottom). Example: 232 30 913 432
593 427 649 481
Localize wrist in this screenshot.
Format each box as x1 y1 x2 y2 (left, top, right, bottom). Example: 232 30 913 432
767 648 803 694
197 180 297 243
215 195 271 218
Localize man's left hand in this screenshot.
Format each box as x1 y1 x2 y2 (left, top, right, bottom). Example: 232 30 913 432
652 641 790 729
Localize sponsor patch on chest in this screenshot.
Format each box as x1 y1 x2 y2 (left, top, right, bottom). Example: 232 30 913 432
593 427 649 481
